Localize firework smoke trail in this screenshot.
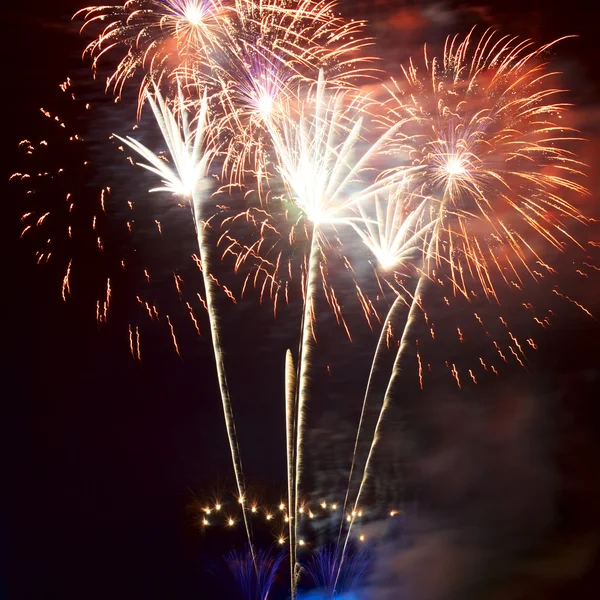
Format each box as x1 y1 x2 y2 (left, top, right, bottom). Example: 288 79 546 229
336 192 435 545
291 222 319 591
284 349 296 591
334 274 428 590
113 87 256 565
262 71 408 593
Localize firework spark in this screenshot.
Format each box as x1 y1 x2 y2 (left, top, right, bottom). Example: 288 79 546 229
114 86 256 563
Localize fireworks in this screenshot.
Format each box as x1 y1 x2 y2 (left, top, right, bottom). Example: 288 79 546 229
381 28 589 299
331 31 592 586
113 86 256 562
263 69 414 591
209 0 373 187
304 544 371 598
114 85 217 196
226 546 284 600
351 188 435 271
75 0 230 109
14 1 598 597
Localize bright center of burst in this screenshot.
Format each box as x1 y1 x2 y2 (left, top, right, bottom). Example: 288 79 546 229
184 3 206 25
444 157 466 176
257 93 274 117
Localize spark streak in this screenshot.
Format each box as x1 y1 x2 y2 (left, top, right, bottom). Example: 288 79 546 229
114 86 255 567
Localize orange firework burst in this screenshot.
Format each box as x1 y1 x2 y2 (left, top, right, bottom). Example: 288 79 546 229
75 0 231 109
382 28 590 300
200 0 374 190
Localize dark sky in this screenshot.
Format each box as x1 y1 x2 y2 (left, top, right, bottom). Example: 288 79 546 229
3 1 600 599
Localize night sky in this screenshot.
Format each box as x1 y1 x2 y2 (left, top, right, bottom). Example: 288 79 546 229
3 1 600 599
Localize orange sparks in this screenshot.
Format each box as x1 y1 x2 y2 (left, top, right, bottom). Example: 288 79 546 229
128 325 140 360
509 347 525 368
552 289 594 318
417 349 423 389
451 364 461 389
135 327 141 360
508 332 524 356
137 296 153 319
155 220 162 235
222 285 237 304
36 212 50 226
174 273 183 295
196 293 208 311
493 341 508 363
144 269 150 282
186 302 201 335
129 325 134 358
468 370 477 384
61 260 72 301
166 315 180 357
105 279 112 318
385 321 394 349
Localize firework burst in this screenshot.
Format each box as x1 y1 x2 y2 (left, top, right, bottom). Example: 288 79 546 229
260 69 408 593
382 28 589 300
333 31 594 587
75 0 230 110
205 0 374 190
226 546 284 600
113 86 257 563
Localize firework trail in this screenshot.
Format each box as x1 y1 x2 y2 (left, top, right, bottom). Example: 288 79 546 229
334 29 590 587
337 191 435 543
335 274 428 589
284 349 297 591
114 86 256 563
263 70 408 593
